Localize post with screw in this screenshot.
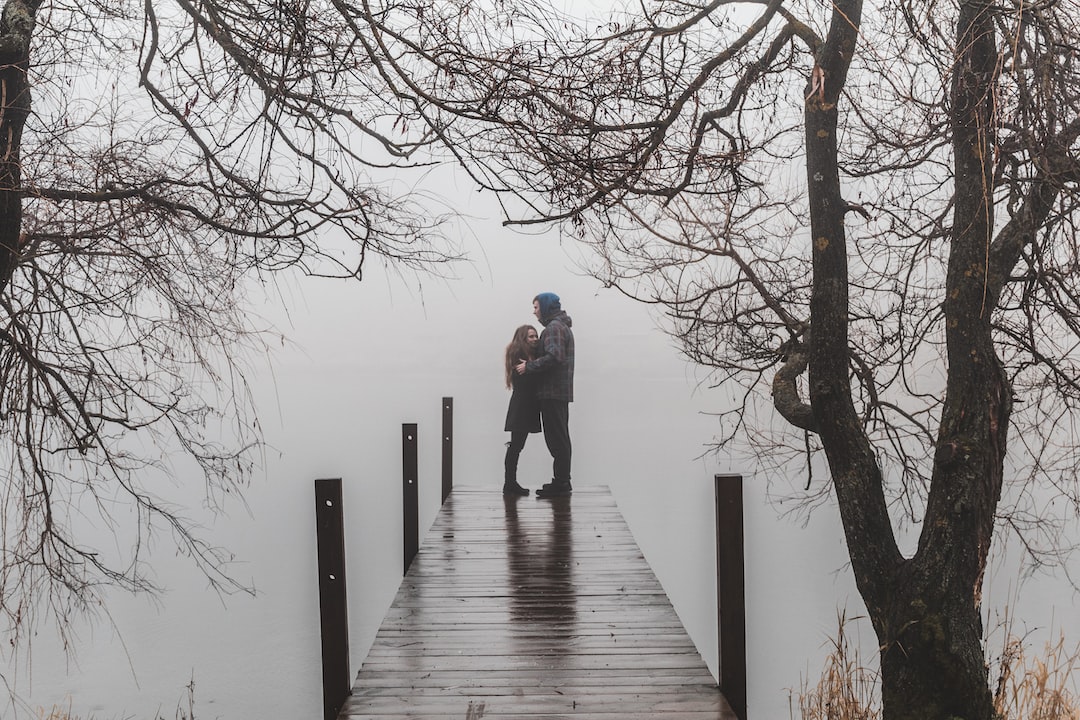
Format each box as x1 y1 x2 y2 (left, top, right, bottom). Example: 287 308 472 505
315 477 349 720
441 397 453 504
402 423 419 573
715 473 747 720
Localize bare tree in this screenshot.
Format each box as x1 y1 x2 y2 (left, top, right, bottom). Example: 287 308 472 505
351 0 1080 717
0 0 458 653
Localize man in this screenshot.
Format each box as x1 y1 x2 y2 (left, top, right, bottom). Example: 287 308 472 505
515 292 574 498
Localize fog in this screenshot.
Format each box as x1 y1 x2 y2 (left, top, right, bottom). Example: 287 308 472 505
11 191 1079 719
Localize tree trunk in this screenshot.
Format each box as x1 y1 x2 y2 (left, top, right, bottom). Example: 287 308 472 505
804 0 1007 713
872 552 997 720
0 0 42 294
869 0 1007 715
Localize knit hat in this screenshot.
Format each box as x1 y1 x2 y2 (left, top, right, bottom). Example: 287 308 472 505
534 292 561 319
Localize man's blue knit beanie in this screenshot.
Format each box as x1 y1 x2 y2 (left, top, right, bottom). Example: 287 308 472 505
535 292 561 319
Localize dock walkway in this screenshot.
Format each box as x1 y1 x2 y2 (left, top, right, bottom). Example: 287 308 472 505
340 485 738 719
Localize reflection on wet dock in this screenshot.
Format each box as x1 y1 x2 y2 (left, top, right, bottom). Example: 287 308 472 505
340 485 739 719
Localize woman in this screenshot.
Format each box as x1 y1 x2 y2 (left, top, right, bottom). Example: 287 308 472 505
503 325 541 496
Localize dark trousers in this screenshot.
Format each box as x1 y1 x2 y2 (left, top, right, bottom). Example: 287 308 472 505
504 430 530 483
539 400 572 485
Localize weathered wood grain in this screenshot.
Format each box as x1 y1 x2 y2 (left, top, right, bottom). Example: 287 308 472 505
341 485 739 719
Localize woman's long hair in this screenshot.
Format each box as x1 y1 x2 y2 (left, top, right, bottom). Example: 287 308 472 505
504 325 537 389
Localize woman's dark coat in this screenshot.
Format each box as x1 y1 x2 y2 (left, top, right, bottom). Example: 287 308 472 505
504 370 541 433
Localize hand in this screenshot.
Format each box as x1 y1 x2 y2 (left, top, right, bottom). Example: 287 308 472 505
515 360 526 375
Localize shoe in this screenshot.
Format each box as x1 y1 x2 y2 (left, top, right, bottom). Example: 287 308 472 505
502 481 529 496
536 483 571 498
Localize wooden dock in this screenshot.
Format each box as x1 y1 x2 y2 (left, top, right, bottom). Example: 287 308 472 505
340 485 739 719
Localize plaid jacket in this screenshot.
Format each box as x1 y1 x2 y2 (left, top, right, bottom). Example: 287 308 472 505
526 311 574 402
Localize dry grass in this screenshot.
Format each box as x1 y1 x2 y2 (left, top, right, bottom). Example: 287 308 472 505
993 634 1080 720
33 675 197 720
795 610 880 720
795 611 1080 720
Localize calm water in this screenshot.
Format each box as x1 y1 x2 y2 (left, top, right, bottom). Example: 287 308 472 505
13 230 1078 719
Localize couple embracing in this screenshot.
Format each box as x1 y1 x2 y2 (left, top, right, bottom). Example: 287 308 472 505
502 292 574 499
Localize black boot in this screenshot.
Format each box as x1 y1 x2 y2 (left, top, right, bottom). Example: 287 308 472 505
501 468 527 496
536 481 571 498
503 479 529 496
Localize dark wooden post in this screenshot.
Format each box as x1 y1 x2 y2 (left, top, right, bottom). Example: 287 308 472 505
715 473 747 720
402 423 419 574
314 478 350 720
441 397 453 504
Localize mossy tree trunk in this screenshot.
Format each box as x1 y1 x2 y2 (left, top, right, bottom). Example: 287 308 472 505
805 0 1010 715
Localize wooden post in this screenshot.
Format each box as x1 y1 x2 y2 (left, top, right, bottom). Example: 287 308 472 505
441 397 453 504
314 478 350 720
715 473 747 720
402 423 419 574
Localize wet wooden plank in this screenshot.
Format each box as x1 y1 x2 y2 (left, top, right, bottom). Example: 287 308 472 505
341 485 738 719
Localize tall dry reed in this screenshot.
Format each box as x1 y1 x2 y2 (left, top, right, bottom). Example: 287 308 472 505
796 612 1080 720
993 634 1080 720
795 611 880 720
